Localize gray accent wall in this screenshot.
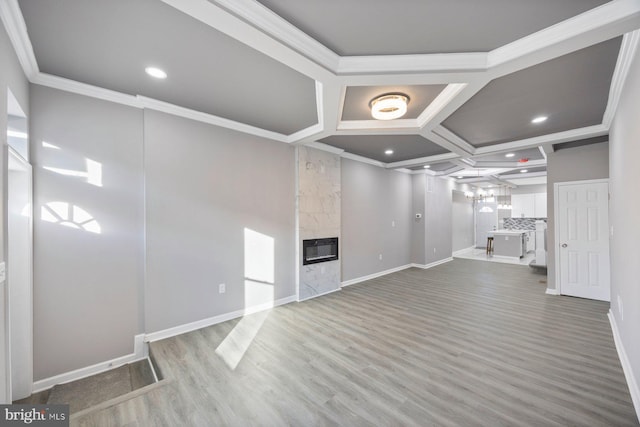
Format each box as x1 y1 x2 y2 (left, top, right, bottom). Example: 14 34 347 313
341 159 411 282
144 110 296 333
610 45 640 407
546 142 609 291
30 85 143 380
452 190 474 252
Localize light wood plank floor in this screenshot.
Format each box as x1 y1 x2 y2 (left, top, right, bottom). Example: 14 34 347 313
74 259 638 426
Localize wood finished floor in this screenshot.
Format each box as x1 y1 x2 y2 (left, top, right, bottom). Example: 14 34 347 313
74 259 638 426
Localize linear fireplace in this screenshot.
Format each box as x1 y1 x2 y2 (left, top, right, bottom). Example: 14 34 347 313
302 237 338 265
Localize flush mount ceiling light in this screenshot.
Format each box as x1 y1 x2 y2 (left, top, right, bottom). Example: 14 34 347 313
423 165 431 169
520 169 529 173
370 93 410 120
505 153 515 158
145 66 167 79
384 149 394 155
531 115 548 124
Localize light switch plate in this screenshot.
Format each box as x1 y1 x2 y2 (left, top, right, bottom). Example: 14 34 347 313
0 262 5 283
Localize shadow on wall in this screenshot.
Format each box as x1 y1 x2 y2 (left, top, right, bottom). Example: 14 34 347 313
215 228 275 370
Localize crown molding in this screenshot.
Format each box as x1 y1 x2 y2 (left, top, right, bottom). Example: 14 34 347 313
33 73 142 108
385 151 460 169
337 119 418 132
603 29 640 127
471 159 547 169
0 0 38 79
302 141 344 155
340 151 386 168
211 0 340 72
139 96 288 142
488 0 640 75
337 52 488 75
432 125 477 155
416 83 468 128
473 124 609 155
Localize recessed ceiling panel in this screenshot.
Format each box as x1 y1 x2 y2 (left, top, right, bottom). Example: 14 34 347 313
342 85 447 121
442 37 621 147
19 0 318 135
256 0 609 56
320 135 448 162
475 148 545 163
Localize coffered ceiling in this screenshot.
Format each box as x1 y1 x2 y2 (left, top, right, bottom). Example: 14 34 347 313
4 0 640 188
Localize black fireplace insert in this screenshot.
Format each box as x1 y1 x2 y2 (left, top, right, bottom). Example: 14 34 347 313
302 237 338 265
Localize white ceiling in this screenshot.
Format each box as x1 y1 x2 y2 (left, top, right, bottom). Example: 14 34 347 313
5 0 640 187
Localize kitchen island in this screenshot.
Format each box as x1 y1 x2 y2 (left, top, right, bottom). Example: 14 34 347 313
492 230 527 258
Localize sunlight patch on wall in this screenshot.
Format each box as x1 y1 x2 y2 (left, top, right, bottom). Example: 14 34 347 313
43 158 103 187
41 201 101 234
215 228 276 370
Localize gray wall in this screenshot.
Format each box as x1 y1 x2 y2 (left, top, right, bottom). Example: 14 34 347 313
412 174 454 265
1 19 30 403
546 142 609 291
30 85 143 380
452 190 474 252
341 159 411 281
610 45 640 403
144 110 296 333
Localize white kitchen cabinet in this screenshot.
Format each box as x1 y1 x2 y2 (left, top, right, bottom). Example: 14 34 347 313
534 193 547 217
511 194 535 218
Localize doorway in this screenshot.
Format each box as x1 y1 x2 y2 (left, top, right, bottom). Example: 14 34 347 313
554 179 610 301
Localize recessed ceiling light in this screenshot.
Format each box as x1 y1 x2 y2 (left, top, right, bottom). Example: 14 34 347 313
145 66 167 79
457 176 463 179
384 149 394 155
423 165 431 169
505 153 515 158
520 169 528 173
531 116 548 124
370 93 409 120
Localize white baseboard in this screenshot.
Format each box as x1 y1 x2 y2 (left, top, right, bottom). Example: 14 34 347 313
32 333 147 393
545 288 560 295
298 287 341 302
412 257 454 270
453 246 475 256
341 264 412 287
145 295 297 343
608 310 640 423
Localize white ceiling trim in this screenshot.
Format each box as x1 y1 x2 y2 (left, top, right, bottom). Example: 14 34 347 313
302 141 344 155
386 152 460 169
337 53 488 75
472 159 547 169
337 119 418 132
487 0 640 76
160 0 333 81
33 73 142 108
473 124 609 155
0 0 38 79
416 83 468 128
603 29 640 127
139 96 288 142
432 126 477 155
211 0 340 72
419 131 471 159
340 151 386 168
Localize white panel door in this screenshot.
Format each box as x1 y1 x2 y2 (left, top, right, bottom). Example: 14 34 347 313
557 181 610 301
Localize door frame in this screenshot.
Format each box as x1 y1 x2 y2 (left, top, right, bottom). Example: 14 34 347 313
553 178 609 298
7 146 33 401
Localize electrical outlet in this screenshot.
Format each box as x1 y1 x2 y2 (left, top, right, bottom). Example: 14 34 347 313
219 283 226 294
379 254 383 261
433 248 436 254
610 225 614 237
391 220 395 227
321 266 325 274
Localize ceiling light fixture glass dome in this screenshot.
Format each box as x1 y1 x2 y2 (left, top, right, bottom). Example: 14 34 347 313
370 93 409 120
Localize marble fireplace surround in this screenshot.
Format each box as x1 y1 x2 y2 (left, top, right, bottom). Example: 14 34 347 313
297 146 341 301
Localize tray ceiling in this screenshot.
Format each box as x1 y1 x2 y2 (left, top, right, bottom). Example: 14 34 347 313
7 0 640 187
